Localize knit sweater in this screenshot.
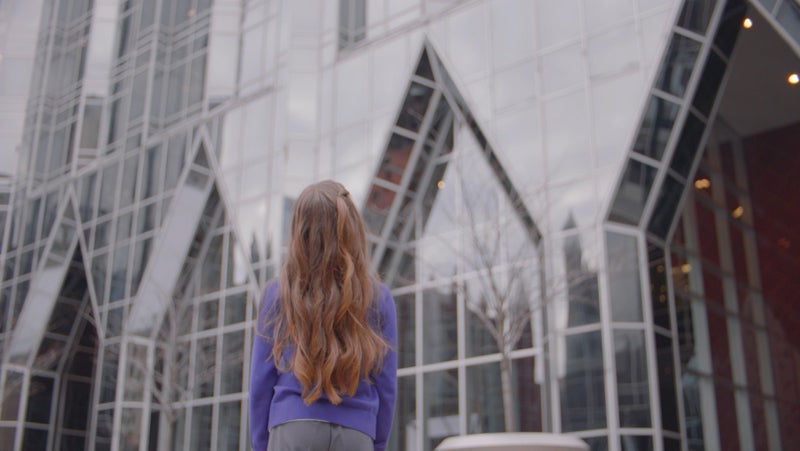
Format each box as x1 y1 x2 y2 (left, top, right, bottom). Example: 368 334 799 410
249 281 398 451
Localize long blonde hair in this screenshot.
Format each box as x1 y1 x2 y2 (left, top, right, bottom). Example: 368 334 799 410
270 180 387 405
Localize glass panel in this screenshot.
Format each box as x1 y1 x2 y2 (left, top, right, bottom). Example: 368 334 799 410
648 243 670 330
63 381 91 430
396 83 434 133
692 50 726 117
424 369 459 449
714 0 747 57
467 362 505 434
110 244 128 302
199 299 218 331
218 401 241 451
22 429 47 451
195 336 216 398
200 234 222 294
120 408 142 451
422 285 457 364
677 0 717 34
633 96 680 161
364 183 396 235
190 405 212 451
621 436 654 451
607 232 643 322
224 292 246 325
395 292 415 368
615 330 651 427
221 331 244 394
465 275 499 357
655 34 702 98
124 343 147 401
647 175 685 238
100 344 120 403
609 159 657 225
389 376 416 451
25 376 54 423
560 331 606 431
656 334 680 432
669 112 706 178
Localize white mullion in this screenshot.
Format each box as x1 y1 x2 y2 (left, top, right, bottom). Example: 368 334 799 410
679 194 719 451
706 140 753 451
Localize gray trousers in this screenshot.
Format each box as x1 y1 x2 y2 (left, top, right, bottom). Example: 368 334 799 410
267 420 373 451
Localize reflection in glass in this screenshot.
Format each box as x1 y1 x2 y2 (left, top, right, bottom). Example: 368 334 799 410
390 376 416 451
397 83 434 133
656 334 680 432
560 331 606 431
669 112 706 178
677 0 717 34
607 232 643 322
621 435 654 451
190 405 212 450
648 243 671 330
424 369 459 450
647 174 685 238
633 96 680 161
422 285 458 364
221 331 244 394
714 0 747 57
655 34 702 98
615 330 651 427
692 51 726 117
466 362 504 433
218 401 241 451
609 159 657 225
563 232 600 327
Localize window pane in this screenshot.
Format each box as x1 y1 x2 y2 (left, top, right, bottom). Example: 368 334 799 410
218 401 241 451
607 232 643 322
560 331 606 431
615 330 651 427
190 405 212 451
422 285 457 364
424 369 459 448
647 175 685 238
633 96 680 161
669 112 706 179
609 159 657 225
655 34 701 98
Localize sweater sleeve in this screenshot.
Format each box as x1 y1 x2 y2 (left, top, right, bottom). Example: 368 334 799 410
249 284 279 451
373 285 398 451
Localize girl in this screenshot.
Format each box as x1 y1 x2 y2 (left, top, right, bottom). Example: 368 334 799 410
249 180 398 451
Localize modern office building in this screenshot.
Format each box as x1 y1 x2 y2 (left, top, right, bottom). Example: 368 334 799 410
0 0 798 450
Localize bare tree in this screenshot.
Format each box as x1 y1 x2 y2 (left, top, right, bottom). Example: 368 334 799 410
444 156 601 433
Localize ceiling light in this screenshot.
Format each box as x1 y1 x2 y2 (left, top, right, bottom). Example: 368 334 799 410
732 206 744 219
789 73 799 85
436 180 445 190
680 263 692 274
743 17 753 29
694 178 711 189
187 8 196 18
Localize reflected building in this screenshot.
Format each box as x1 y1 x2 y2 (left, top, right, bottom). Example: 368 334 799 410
1 1 799 450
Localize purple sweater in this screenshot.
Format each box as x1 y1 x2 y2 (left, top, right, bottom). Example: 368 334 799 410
249 281 398 451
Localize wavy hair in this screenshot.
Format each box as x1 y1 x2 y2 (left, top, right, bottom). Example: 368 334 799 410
270 180 387 405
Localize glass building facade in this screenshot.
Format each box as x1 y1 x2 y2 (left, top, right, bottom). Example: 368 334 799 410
0 0 798 450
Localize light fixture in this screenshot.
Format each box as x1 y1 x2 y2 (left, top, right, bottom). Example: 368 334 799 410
694 178 711 189
732 205 744 218
436 180 445 190
680 263 692 274
187 7 196 18
743 17 753 29
789 73 800 85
